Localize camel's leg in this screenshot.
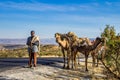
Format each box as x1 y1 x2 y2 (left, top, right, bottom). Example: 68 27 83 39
71 51 74 69
96 57 99 67
85 53 89 71
66 50 70 69
62 48 66 68
96 53 101 67
72 49 77 69
77 53 80 65
91 52 95 67
74 52 77 70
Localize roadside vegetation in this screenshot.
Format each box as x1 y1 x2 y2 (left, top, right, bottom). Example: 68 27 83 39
0 45 62 58
101 25 120 79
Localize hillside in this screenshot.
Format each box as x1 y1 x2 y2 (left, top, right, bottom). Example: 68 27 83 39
0 38 56 45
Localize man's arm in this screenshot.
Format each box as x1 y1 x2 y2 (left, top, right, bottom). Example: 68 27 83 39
32 41 39 46
26 37 30 46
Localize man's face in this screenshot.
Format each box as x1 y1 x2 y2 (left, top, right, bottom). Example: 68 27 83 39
31 31 35 37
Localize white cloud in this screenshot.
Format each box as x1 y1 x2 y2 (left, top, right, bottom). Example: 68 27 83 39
105 1 112 6
0 1 94 12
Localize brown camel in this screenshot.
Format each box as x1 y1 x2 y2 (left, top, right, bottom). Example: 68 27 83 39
55 33 72 69
71 37 104 71
91 42 104 67
55 32 94 69
91 38 107 67
74 37 92 65
67 32 93 66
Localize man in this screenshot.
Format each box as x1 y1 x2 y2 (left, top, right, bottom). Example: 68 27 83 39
26 30 40 67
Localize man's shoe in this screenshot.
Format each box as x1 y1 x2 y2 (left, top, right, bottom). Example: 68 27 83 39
34 64 37 67
29 65 32 68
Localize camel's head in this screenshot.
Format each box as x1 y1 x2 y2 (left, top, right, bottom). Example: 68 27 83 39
95 37 101 42
55 33 61 42
55 33 68 43
95 37 105 44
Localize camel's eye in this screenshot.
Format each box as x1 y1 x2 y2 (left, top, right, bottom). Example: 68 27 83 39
61 36 64 41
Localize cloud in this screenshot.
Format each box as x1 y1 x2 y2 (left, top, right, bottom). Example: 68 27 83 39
105 1 112 6
0 1 94 12
1 1 119 14
105 1 120 7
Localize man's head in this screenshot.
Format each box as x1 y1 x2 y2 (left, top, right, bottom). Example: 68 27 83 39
31 30 35 37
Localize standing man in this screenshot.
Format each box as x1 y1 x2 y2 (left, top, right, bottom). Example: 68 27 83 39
26 30 40 68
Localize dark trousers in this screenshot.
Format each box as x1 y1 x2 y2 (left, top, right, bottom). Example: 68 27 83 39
29 53 37 67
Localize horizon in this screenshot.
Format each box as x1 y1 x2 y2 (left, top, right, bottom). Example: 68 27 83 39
0 0 120 39
0 38 95 45
0 37 96 39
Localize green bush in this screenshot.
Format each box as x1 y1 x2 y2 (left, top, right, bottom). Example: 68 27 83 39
102 40 120 79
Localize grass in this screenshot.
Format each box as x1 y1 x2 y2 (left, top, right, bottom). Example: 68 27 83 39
40 45 62 57
0 44 63 58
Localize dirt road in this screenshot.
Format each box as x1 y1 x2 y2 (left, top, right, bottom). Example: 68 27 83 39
0 57 107 80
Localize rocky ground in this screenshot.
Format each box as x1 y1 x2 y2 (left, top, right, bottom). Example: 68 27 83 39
0 57 108 80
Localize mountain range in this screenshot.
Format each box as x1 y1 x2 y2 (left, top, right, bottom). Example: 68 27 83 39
0 38 56 45
0 38 94 50
0 38 56 50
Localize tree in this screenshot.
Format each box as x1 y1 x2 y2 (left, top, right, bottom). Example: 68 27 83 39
101 25 116 40
100 25 120 79
101 40 120 79
110 26 116 39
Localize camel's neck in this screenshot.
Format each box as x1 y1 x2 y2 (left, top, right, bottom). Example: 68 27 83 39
90 40 102 50
85 38 92 45
94 42 103 52
57 39 67 48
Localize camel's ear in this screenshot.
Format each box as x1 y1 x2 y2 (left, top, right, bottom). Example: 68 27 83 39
96 37 100 39
96 37 101 40
55 33 59 37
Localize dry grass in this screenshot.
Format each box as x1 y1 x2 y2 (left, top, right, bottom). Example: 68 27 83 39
40 45 62 57
0 45 62 58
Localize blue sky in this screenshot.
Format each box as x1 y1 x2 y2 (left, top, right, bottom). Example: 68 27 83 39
0 0 120 39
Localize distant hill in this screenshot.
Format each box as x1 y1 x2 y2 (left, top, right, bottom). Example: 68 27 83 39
0 38 95 50
0 38 95 45
0 38 56 45
40 38 57 45
0 44 26 50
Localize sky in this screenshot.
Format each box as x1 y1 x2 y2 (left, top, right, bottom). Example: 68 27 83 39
0 0 120 39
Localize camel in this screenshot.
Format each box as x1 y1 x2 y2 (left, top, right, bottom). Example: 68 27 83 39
66 32 93 66
55 32 94 69
91 38 107 67
91 42 103 67
55 33 72 69
71 37 104 71
74 37 93 65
